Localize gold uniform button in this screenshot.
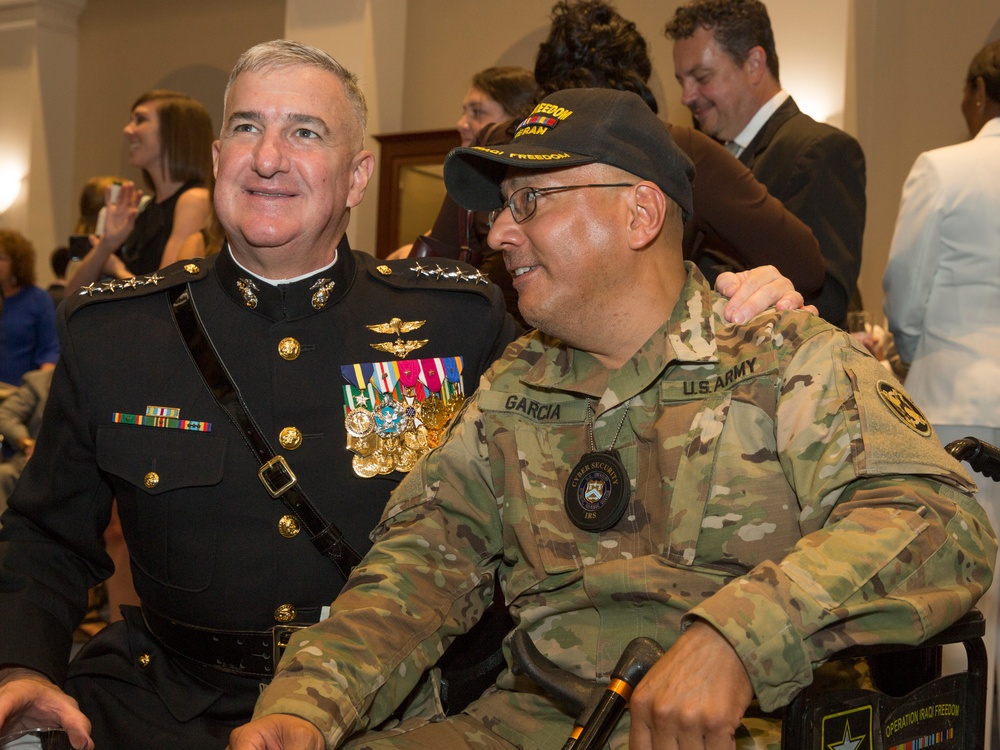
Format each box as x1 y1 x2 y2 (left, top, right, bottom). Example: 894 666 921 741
377 265 392 276
143 472 159 489
278 337 301 361
279 426 303 450
278 515 301 538
274 604 296 623
183 263 200 274
139 653 151 667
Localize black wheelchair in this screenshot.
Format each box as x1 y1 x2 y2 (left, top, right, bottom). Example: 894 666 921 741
783 437 1000 750
512 437 1000 750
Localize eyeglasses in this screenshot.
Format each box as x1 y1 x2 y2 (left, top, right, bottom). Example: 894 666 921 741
487 183 636 227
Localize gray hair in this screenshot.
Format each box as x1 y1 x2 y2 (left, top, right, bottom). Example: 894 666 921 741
223 39 368 139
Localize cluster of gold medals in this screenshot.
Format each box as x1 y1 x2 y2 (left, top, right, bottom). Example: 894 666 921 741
345 389 465 477
344 312 467 478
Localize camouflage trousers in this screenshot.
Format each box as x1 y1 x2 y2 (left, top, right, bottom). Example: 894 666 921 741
342 714 518 750
340 711 780 749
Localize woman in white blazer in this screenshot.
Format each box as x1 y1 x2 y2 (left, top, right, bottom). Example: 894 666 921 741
884 38 1000 746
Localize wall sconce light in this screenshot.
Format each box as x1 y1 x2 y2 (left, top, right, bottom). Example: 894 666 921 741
0 166 24 215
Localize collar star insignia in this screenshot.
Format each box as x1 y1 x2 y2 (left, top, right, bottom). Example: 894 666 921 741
464 269 489 284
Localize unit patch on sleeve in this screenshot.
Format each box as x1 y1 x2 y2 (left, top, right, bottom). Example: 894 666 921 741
876 380 932 436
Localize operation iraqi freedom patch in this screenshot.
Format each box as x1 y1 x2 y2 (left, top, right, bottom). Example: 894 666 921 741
876 380 932 436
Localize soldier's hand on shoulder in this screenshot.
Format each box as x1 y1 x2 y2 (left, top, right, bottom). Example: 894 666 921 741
0 668 93 750
228 714 324 750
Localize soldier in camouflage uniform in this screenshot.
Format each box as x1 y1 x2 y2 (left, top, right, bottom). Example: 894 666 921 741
230 88 996 750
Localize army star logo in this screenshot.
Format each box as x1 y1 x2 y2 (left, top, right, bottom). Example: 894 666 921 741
821 705 872 750
876 380 932 436
828 724 865 750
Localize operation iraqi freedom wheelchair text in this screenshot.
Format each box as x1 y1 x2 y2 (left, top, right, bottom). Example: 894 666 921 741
511 437 1000 750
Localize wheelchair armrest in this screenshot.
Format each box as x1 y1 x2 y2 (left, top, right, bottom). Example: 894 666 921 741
833 608 984 660
782 609 987 749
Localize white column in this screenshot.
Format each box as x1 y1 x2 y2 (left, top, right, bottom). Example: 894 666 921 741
0 0 86 283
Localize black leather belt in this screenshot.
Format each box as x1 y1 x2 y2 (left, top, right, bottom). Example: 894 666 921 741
142 606 310 678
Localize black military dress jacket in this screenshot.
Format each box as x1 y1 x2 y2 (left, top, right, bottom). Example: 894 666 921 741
0 239 518 745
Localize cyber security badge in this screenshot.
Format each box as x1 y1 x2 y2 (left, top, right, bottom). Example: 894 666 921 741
341 357 464 478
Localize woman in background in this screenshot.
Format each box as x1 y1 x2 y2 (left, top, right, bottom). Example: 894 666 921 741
456 66 538 148
388 67 538 263
68 90 213 289
883 39 1000 746
0 230 59 386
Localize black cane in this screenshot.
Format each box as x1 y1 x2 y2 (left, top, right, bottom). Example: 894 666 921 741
563 637 665 750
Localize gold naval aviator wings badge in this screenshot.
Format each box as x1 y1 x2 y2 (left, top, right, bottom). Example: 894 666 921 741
367 317 428 358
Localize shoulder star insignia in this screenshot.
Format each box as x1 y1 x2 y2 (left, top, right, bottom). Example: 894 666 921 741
370 339 429 358
366 317 426 336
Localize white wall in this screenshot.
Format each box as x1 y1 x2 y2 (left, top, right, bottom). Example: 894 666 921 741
0 0 84 284
285 0 408 256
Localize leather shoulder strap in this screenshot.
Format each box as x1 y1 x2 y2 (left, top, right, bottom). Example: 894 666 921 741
167 283 362 580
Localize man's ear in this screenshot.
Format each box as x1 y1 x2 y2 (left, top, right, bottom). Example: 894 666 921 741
347 150 375 209
745 46 767 85
626 183 668 250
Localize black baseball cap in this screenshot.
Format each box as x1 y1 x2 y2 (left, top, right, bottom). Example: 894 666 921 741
443 88 694 220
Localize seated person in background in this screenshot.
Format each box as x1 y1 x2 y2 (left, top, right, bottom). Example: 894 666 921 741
426 0 824 327
0 368 52 514
67 91 213 291
0 230 59 387
456 67 538 149
231 88 996 750
46 246 70 308
388 66 537 262
73 175 122 237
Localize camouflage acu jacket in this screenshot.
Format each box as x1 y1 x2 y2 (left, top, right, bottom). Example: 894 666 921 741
257 266 996 750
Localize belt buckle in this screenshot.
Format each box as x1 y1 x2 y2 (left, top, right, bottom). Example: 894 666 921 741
272 624 307 672
259 455 297 498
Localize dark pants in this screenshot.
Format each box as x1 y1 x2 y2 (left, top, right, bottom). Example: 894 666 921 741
65 607 263 750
